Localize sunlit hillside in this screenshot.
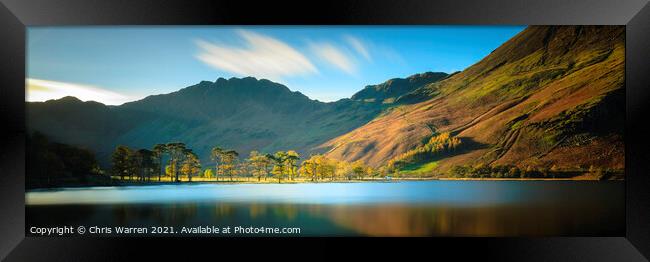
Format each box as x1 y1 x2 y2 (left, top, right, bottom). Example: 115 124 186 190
322 26 624 175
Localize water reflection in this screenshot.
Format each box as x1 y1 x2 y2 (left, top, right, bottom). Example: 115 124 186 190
319 203 622 236
26 181 624 236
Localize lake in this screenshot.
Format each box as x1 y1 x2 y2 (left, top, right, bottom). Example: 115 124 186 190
26 180 624 236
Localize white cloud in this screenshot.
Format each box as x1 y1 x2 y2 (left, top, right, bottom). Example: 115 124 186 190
345 36 372 62
309 43 357 75
26 78 139 105
195 30 318 81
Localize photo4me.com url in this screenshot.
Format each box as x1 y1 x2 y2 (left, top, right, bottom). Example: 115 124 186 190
28 225 302 236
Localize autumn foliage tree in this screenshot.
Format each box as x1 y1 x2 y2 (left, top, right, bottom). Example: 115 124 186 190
285 150 300 181
210 146 224 180
249 151 271 181
181 150 201 182
166 142 188 182
386 132 461 172
270 151 287 183
220 150 239 181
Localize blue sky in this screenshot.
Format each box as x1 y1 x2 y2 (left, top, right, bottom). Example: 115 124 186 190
27 26 525 104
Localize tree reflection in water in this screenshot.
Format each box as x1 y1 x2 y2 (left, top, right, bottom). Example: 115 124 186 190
27 201 622 236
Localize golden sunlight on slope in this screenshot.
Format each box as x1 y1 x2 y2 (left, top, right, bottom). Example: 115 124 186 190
321 26 625 173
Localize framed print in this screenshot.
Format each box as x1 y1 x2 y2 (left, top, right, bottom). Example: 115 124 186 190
1 0 649 261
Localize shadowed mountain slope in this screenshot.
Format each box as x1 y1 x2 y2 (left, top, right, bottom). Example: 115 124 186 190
27 77 384 166
351 72 449 104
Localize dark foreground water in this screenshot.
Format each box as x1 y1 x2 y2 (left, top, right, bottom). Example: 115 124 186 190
26 181 624 236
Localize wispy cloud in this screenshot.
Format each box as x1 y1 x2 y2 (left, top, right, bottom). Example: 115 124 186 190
345 36 372 62
26 78 138 105
195 30 318 81
309 43 357 75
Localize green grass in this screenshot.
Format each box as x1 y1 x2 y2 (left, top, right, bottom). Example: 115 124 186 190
510 119 525 130
398 161 438 176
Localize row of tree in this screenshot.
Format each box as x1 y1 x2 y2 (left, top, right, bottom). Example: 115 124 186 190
109 138 622 183
112 143 201 182
111 143 378 183
447 163 618 179
449 164 552 179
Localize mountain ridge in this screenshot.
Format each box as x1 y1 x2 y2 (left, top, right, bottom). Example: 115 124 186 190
27 74 448 167
351 71 450 104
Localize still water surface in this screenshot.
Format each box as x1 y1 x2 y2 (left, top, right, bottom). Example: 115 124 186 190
26 181 624 236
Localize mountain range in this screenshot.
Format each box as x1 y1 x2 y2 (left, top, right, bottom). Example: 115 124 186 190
27 71 444 167
27 25 625 175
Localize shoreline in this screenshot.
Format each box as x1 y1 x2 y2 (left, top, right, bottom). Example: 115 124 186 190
27 176 623 190
437 177 620 181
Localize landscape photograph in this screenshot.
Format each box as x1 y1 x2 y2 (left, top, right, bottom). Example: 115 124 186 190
26 25 625 236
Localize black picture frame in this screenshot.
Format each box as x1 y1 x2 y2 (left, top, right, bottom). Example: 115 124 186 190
1 0 649 261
